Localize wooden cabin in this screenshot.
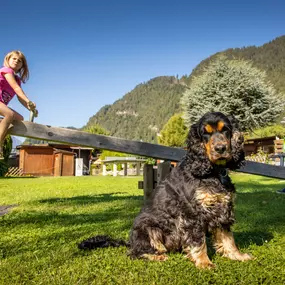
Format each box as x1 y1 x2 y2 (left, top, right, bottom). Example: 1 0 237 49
17 143 93 176
54 149 75 176
244 136 277 156
18 145 74 176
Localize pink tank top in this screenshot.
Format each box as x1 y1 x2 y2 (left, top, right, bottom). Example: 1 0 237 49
0 67 21 105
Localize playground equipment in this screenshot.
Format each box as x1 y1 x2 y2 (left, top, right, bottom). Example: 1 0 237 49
27 101 38 122
3 119 285 180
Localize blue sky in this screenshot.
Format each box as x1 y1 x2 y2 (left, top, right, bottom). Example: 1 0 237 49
1 0 284 132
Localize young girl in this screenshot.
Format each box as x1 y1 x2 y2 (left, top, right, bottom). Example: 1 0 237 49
0 50 37 159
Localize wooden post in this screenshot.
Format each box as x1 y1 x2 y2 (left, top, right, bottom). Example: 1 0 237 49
157 161 171 184
102 164 107 176
123 163 127 176
143 164 154 202
136 162 140 176
113 163 117 176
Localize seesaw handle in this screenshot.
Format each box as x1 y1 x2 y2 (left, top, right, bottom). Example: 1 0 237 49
29 109 38 122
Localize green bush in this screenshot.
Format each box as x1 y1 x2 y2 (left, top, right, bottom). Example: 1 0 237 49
0 160 8 177
158 113 188 147
246 124 285 139
181 55 284 131
0 135 12 177
3 135 12 161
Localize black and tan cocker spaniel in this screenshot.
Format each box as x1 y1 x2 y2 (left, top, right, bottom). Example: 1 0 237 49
79 111 252 269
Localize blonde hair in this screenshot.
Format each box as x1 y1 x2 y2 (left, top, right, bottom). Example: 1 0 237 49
3 50 29 83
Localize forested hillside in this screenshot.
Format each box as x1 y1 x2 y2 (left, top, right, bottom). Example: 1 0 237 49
182 36 285 94
84 76 186 143
84 35 285 143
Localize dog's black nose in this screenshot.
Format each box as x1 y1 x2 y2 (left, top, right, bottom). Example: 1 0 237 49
214 144 226 154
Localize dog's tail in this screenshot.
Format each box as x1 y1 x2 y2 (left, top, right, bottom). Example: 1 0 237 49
78 235 129 250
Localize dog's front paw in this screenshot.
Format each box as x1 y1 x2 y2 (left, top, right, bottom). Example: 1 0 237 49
225 252 253 261
195 260 216 269
237 253 254 261
141 253 168 261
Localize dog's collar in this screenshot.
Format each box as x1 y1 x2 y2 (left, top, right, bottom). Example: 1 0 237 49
217 168 229 185
219 168 228 178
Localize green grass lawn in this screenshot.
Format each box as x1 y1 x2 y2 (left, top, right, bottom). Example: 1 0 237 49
1 174 285 285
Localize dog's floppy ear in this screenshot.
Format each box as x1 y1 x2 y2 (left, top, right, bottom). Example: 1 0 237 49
186 123 200 152
227 115 245 170
185 123 212 177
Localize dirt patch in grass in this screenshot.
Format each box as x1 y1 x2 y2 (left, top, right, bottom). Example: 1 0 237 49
0 205 18 216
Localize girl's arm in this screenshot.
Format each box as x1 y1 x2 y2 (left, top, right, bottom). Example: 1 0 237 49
4 73 36 110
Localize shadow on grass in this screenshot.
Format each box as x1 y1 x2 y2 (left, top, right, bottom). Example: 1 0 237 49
2 194 143 231
0 196 141 258
233 230 274 246
206 230 273 259
0 176 38 179
235 191 285 234
235 180 285 193
5 189 284 233
37 192 142 205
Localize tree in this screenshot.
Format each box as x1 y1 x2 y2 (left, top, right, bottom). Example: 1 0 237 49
23 138 48 145
245 124 285 139
158 113 188 147
181 56 284 131
3 135 12 161
0 135 12 176
82 124 110 136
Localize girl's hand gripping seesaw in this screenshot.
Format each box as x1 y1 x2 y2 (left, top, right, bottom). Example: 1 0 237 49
27 101 38 122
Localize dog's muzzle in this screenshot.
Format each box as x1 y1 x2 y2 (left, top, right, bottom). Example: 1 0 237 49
208 134 232 164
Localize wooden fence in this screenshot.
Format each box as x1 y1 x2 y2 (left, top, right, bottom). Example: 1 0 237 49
4 119 285 180
5 167 24 177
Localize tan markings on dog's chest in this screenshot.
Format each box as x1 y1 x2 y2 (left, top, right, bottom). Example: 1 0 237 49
195 187 233 208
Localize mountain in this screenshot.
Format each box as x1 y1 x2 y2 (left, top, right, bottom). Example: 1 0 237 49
85 35 285 143
84 76 186 143
182 35 285 94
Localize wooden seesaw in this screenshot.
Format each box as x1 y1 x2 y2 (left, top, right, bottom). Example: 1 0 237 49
2 117 285 183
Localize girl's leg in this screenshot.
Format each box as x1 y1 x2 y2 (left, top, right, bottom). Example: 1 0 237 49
0 103 24 158
7 107 24 122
